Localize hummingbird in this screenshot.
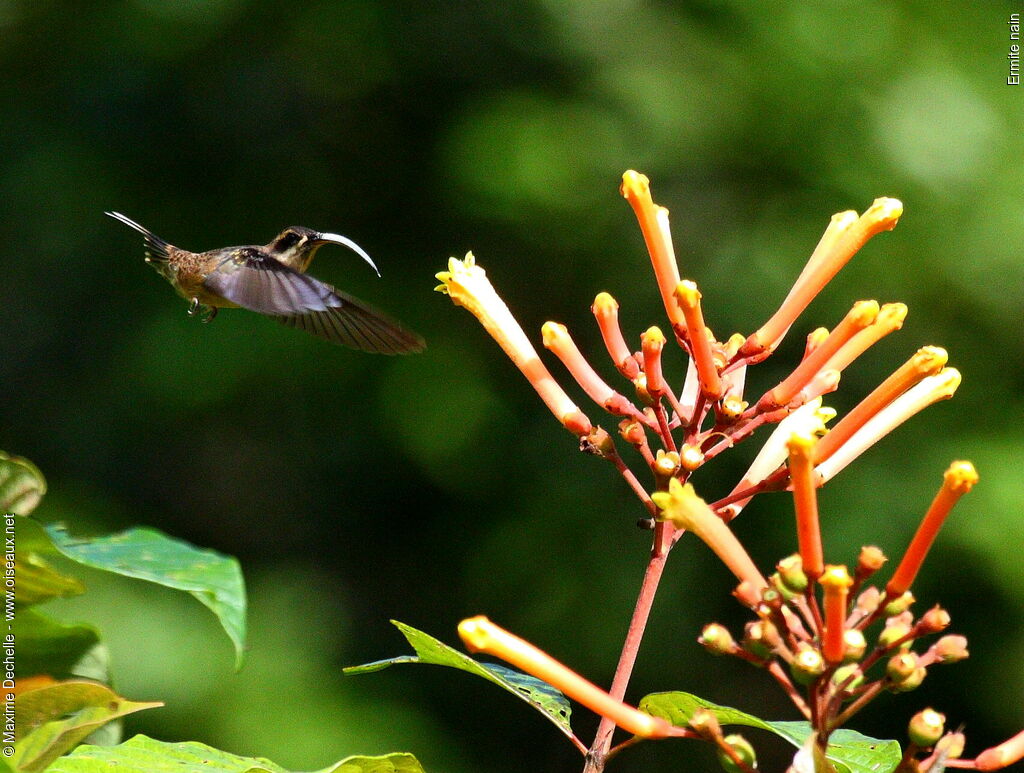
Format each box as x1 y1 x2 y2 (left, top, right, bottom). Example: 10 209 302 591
106 212 425 354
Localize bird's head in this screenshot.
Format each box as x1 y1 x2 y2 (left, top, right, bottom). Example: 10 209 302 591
268 226 380 276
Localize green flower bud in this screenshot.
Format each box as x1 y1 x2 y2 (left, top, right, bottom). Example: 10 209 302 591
777 554 808 593
890 666 926 692
884 590 915 617
842 629 867 662
743 621 773 660
878 621 913 650
908 708 946 748
790 645 825 685
700 624 737 656
887 651 919 683
717 733 757 773
831 664 863 697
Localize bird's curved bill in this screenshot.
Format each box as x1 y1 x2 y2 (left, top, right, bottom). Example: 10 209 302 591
316 232 381 277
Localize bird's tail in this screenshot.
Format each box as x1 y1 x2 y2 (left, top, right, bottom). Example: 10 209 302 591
105 211 171 263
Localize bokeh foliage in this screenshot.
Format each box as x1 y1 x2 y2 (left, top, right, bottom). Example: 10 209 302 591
1 1 1021 771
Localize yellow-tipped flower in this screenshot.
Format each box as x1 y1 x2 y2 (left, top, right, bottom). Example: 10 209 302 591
592 292 639 379
652 479 766 589
641 326 668 396
620 171 686 330
458 616 671 739
742 199 902 358
787 432 824 581
815 368 960 483
885 461 978 598
437 254 592 436
820 565 854 664
822 302 908 374
673 280 724 398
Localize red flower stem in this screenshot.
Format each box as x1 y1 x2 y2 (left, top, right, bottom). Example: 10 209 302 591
652 400 677 452
582 530 672 773
828 680 885 730
609 456 657 516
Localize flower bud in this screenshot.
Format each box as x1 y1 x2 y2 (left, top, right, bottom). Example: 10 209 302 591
908 708 946 748
743 621 774 660
920 606 951 634
842 629 867 662
717 734 757 773
883 591 915 617
878 620 913 650
935 731 966 761
653 449 681 483
831 663 863 695
699 624 737 656
689 707 722 737
855 546 887 579
886 651 919 683
791 645 825 685
932 634 969 663
890 666 926 692
680 444 705 471
855 586 881 616
777 554 808 593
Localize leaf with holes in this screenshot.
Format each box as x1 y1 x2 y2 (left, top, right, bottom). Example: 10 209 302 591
45 524 246 669
345 620 573 740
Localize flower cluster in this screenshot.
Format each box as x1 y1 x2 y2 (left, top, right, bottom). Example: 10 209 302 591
435 172 1023 771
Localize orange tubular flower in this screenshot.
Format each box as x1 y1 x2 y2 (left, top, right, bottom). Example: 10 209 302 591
436 254 592 436
763 300 879 409
820 566 854 664
542 321 645 422
975 729 1024 771
673 281 724 398
813 346 947 465
592 292 639 379
741 199 903 359
620 171 686 331
458 616 672 739
641 326 667 396
787 432 824 580
885 461 978 599
821 302 908 375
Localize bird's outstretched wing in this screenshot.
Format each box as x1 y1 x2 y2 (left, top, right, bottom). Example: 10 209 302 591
203 250 425 354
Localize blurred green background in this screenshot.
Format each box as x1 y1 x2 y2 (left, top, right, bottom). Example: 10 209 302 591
3 0 1023 770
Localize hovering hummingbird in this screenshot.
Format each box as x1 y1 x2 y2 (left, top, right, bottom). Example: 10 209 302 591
106 212 425 354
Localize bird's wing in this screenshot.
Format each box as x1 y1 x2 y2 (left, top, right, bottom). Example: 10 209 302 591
202 249 339 316
274 285 426 355
204 251 425 354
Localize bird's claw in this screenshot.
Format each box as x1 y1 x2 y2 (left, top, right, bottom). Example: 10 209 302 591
187 297 200 316
187 298 217 322
202 307 218 323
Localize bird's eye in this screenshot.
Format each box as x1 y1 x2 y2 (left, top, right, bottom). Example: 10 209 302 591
274 232 301 251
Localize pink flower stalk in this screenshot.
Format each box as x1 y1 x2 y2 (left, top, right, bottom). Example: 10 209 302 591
740 199 902 360
787 432 824 580
620 170 687 331
541 321 646 422
813 346 947 465
815 368 960 483
820 565 853 664
975 729 1024 771
673 280 724 398
436 254 592 436
592 292 640 379
761 300 879 410
458 616 672 739
885 461 978 598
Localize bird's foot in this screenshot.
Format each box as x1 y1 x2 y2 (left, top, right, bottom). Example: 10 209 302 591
202 307 218 323
187 297 200 316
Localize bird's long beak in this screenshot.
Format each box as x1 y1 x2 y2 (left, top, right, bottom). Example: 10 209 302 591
316 232 381 277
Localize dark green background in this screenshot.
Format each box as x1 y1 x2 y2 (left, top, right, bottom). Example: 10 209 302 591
3 1 1022 771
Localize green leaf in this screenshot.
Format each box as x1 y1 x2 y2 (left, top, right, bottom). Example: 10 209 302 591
0 452 46 515
44 735 426 772
639 692 902 773
11 681 161 772
345 620 573 740
45 524 247 669
12 608 101 681
14 519 85 606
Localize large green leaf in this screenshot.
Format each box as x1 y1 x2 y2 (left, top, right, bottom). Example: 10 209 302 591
345 620 573 740
12 681 161 772
45 735 425 772
12 608 101 681
640 692 902 773
14 518 84 607
45 524 246 669
0 452 46 515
